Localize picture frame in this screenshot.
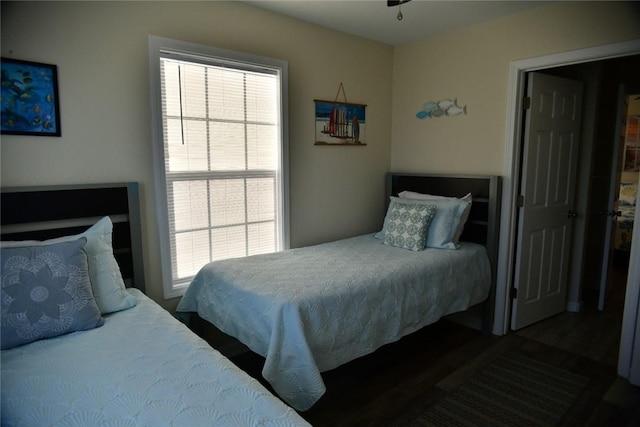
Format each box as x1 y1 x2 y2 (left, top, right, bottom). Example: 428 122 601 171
314 99 366 146
1 58 61 136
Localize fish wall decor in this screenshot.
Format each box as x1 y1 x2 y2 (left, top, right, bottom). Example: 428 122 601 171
416 98 467 119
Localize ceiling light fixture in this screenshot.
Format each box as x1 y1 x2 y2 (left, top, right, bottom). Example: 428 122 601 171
387 0 412 21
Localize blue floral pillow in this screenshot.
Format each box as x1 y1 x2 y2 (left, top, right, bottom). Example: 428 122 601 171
1 238 104 350
383 202 437 251
1 216 137 315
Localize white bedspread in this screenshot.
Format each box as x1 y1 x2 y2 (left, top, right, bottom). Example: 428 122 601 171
1 289 310 427
176 234 492 411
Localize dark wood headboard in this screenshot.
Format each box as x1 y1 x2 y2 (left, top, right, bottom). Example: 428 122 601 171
386 172 501 271
0 183 145 293
386 173 501 332
386 173 501 250
387 173 500 237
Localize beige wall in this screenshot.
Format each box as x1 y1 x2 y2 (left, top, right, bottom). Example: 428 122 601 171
391 1 640 175
0 1 393 309
2 1 639 311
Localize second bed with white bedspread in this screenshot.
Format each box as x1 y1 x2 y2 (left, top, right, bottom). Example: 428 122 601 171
177 234 492 411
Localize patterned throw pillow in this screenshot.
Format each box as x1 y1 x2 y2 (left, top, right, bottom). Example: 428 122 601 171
383 202 437 251
1 238 104 350
376 196 469 250
1 217 137 315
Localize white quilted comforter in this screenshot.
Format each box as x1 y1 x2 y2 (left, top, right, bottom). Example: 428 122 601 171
1 289 310 427
176 234 492 411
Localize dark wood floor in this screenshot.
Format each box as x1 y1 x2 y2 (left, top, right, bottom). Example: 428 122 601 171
225 262 640 426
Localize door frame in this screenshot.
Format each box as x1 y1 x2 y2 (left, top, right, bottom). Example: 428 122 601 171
620 178 640 384
598 85 627 311
494 40 640 340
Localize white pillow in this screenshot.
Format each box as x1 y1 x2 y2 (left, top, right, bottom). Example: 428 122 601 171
1 216 137 314
398 190 472 203
399 191 472 245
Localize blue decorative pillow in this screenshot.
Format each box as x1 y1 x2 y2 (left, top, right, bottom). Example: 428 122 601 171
377 196 469 250
1 217 137 315
1 238 104 350
383 202 437 251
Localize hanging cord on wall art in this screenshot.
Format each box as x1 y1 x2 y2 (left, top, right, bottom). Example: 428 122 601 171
334 82 348 104
178 65 185 145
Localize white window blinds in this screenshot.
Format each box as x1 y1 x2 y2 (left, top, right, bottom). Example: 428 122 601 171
149 37 289 298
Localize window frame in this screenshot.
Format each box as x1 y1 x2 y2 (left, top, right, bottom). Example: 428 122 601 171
148 35 290 299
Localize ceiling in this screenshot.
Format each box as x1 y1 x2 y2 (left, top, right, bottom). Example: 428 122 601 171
240 0 554 46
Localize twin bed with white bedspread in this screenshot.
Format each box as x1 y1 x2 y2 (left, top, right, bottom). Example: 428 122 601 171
0 183 310 426
177 173 501 411
0 174 501 422
178 235 492 411
2 288 308 426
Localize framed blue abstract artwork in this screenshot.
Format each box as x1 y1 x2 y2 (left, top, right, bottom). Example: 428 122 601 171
1 58 61 136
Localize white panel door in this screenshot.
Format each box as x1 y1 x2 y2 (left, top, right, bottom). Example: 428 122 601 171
511 72 583 330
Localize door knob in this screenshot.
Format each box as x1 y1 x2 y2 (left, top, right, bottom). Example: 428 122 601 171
567 210 578 218
609 210 622 217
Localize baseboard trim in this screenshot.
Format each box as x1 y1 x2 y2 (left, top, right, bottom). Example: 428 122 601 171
566 300 582 312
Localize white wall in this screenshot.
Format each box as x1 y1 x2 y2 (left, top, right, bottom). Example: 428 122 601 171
391 1 640 175
3 1 639 314
390 1 640 337
0 1 393 309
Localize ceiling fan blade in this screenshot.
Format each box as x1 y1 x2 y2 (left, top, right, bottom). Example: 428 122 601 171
387 0 411 6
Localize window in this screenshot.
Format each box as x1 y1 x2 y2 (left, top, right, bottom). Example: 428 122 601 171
149 36 289 298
